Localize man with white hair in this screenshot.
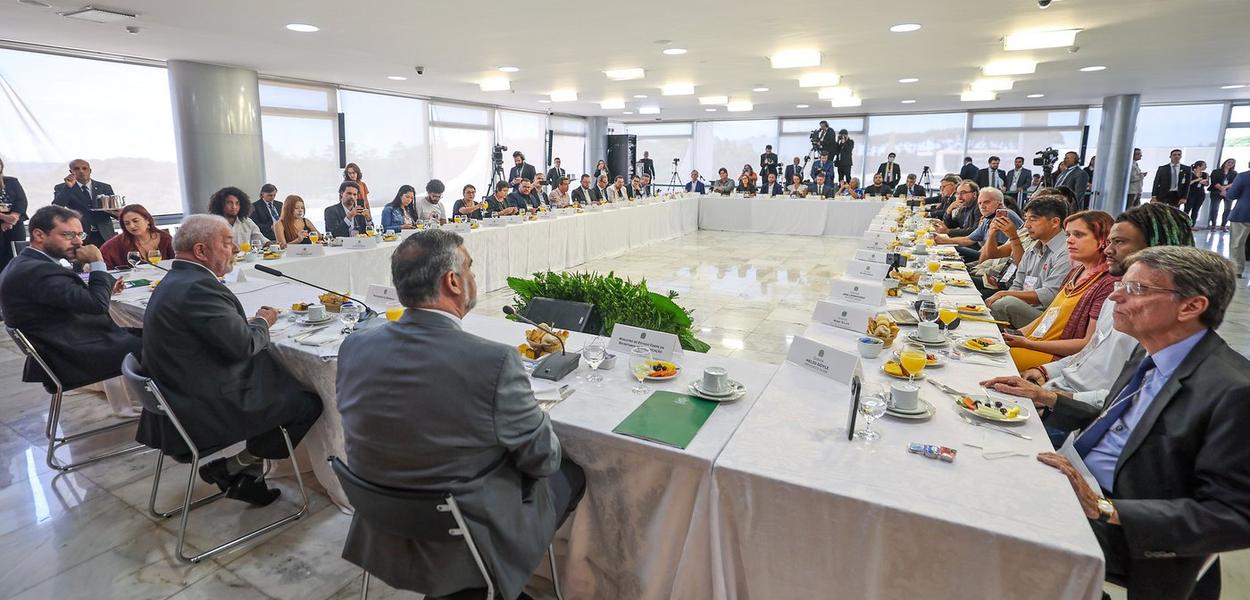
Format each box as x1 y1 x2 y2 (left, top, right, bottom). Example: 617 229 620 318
935 186 1023 262
136 214 322 506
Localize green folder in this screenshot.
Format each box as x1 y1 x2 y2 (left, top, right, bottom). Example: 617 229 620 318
612 391 718 449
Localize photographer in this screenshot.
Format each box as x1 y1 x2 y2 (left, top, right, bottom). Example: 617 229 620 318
811 150 833 182
812 120 837 158
833 129 854 183
508 151 535 191
759 145 779 193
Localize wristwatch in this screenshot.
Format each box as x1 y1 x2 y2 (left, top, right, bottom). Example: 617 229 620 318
1096 497 1116 523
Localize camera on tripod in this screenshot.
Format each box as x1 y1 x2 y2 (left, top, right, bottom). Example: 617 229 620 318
491 144 508 166
809 129 822 152
672 158 680 165
1033 147 1059 169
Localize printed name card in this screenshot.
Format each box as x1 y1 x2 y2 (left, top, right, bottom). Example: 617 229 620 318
445 222 471 233
608 324 678 361
862 230 896 243
811 301 873 334
786 336 861 384
860 238 888 250
342 236 380 250
830 278 886 307
854 249 888 264
366 284 398 303
846 260 891 280
502 215 525 224
285 244 326 257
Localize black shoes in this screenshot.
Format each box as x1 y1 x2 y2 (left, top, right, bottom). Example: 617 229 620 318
197 457 282 507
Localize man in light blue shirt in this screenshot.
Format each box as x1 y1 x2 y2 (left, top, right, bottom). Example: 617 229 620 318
935 187 1021 262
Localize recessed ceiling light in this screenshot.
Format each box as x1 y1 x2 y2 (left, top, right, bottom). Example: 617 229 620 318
639 106 661 115
961 90 997 101
983 59 1038 76
604 68 646 81
752 87 770 92
898 78 920 84
769 49 822 69
633 94 648 99
727 101 753 112
550 89 578 102
1222 84 1247 90
972 78 1014 92
1080 65 1106 72
889 23 922 33
817 86 853 100
387 75 407 81
698 95 728 105
662 48 687 55
497 66 520 73
831 97 862 108
1027 93 1045 98
799 72 840 88
705 108 718 112
796 104 810 109
479 77 511 92
1004 29 1081 51
623 111 634 115
662 82 695 96
600 99 625 110
285 23 319 33
901 99 916 104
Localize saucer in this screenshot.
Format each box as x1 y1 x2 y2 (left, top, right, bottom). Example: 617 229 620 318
690 379 744 398
886 398 936 420
298 315 336 326
906 331 949 347
687 382 747 402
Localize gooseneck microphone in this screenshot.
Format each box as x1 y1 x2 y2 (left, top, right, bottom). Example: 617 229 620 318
254 264 376 320
502 305 581 381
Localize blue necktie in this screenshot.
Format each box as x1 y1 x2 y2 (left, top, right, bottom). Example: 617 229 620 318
1074 356 1155 457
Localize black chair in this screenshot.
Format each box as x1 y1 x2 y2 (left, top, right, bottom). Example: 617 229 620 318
11 240 29 256
328 456 564 600
5 326 144 471
121 353 309 563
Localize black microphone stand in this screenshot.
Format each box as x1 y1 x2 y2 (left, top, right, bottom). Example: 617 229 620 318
253 265 377 320
503 306 580 381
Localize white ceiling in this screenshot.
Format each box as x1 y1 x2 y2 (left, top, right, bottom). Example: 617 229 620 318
2 0 1248 122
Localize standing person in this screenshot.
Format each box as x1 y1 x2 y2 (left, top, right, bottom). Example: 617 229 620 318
1225 169 1250 278
272 195 320 247
452 184 485 219
208 186 265 246
1151 149 1193 206
784 157 805 184
759 145 779 193
1208 159 1237 231
977 156 1008 191
1183 161 1209 228
960 157 979 181
1004 156 1033 206
380 185 420 232
343 163 373 222
100 204 175 269
1053 152 1090 204
1127 148 1145 206
52 158 116 246
638 151 656 181
876 152 901 188
0 157 30 273
833 129 854 183
593 160 609 181
251 183 282 240
546 157 566 190
508 152 536 191
812 120 837 158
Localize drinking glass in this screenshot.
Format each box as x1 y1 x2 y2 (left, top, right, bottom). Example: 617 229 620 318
927 259 941 274
309 232 320 244
628 347 652 394
917 300 939 324
147 250 162 266
339 302 363 330
582 337 608 383
365 224 376 237
856 392 889 442
899 343 928 383
239 241 252 253
126 251 142 269
931 279 947 294
385 303 404 322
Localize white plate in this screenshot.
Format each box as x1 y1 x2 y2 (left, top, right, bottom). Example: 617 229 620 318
953 394 1030 423
960 338 1010 355
886 398 936 420
905 332 949 347
687 382 746 402
298 315 336 326
689 379 744 398
643 362 681 381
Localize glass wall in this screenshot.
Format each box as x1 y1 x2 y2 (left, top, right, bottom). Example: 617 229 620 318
1219 105 1250 180
865 112 968 180
0 48 182 215
430 102 494 207
965 111 1087 184
497 109 546 173
339 90 430 209
259 82 341 223
710 119 779 183
629 123 694 187
1132 103 1225 198
778 118 865 180
550 116 587 178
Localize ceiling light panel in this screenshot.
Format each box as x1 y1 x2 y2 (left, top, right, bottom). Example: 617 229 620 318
479 78 510 92
698 95 728 105
662 82 695 96
770 49 822 69
604 68 646 81
972 78 1014 92
983 59 1038 76
550 89 579 102
799 72 840 88
1003 29 1081 51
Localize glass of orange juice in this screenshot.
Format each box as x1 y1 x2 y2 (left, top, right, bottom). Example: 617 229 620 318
899 343 928 383
309 233 320 244
927 259 941 273
931 280 947 294
385 303 404 322
239 242 251 253
938 305 959 328
147 250 162 266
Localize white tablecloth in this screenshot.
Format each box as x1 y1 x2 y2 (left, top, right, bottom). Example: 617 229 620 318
697 195 891 238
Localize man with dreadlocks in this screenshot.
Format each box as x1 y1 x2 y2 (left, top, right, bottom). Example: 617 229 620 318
981 203 1195 443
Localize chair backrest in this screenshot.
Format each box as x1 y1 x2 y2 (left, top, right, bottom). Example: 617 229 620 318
120 353 165 415
6 326 62 390
12 240 29 255
329 456 468 542
524 297 599 333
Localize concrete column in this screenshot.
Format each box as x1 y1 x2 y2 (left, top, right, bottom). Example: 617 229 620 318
587 117 608 175
166 60 265 215
1090 94 1141 215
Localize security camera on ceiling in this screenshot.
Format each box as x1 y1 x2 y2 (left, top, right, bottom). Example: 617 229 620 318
414 66 425 75
1038 0 1053 8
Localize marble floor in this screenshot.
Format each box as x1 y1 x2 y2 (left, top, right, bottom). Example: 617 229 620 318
1 229 1249 599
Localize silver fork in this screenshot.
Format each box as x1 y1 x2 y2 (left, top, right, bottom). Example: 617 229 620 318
958 413 1033 440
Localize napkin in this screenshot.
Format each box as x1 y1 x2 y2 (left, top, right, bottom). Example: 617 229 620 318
296 329 342 347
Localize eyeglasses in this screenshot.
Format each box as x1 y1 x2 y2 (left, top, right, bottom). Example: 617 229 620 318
1113 280 1180 297
57 231 88 240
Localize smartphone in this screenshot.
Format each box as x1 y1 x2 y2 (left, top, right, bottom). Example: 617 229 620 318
1003 328 1023 336
995 208 1009 218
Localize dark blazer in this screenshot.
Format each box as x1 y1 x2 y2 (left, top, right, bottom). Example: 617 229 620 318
1049 332 1250 599
590 185 610 202
976 167 1009 189
53 179 115 245
833 138 854 166
1152 163 1194 203
1210 168 1238 200
863 184 891 196
545 167 566 188
807 182 836 198
875 162 902 186
959 163 979 181
0 247 141 390
1005 167 1033 193
324 202 369 238
1054 165 1090 199
1 176 30 272
508 163 537 189
762 182 785 196
759 152 779 176
895 183 926 197
812 128 837 157
571 186 594 205
684 181 706 194
811 159 834 180
136 260 312 455
251 199 283 240
337 310 562 600
504 191 533 211
638 157 655 178
784 164 805 183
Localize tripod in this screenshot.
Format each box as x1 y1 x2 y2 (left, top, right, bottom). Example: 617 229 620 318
919 166 933 197
486 158 506 195
668 164 683 189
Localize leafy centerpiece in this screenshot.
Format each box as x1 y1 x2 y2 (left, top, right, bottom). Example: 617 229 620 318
506 271 710 353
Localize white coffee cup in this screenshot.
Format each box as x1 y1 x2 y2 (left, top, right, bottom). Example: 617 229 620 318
890 381 920 411
307 304 328 321
701 367 730 395
917 321 943 342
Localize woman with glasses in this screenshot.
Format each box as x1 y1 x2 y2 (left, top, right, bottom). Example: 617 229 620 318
452 184 485 220
99 204 174 268
1005 210 1118 371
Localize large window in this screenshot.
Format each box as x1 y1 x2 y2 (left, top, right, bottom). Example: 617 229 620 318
550 116 587 178
710 119 779 182
0 48 182 215
630 123 694 186
430 103 494 203
865 112 968 180
966 111 1087 181
259 82 340 218
497 109 546 173
1219 105 1250 181
339 90 430 209
1132 103 1225 198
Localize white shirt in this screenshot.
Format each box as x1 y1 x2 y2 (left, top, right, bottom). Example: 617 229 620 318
1040 297 1140 406
1129 161 1145 194
416 307 462 328
414 196 442 221
228 217 265 246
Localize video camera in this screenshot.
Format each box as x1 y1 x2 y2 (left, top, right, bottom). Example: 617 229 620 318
672 157 680 165
491 144 508 166
809 129 822 152
1033 147 1059 169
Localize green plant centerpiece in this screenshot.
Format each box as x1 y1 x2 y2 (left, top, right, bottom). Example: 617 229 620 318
506 271 710 353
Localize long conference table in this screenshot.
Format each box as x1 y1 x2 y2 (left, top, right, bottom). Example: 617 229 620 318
107 198 1104 599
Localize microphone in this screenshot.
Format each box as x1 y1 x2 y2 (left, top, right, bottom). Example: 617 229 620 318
502 305 581 381
254 264 377 320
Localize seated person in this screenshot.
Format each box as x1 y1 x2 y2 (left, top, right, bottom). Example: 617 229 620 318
570 175 594 205
639 174 654 196
630 175 646 198
711 168 735 195
0 205 142 416
100 204 175 269
209 186 266 246
1005 211 1116 371
761 173 784 197
807 172 835 198
607 175 632 202
506 179 539 213
1035 246 1250 600
934 186 1021 262
931 179 979 231
684 170 705 194
983 196 1071 328
414 179 446 223
787 174 808 198
325 181 371 237
530 175 549 208
273 195 321 247
735 174 756 196
591 175 611 202
862 173 890 196
381 185 420 232
337 230 585 600
895 174 926 197
837 177 863 199
549 178 572 208
486 181 518 216
452 184 485 219
136 215 322 505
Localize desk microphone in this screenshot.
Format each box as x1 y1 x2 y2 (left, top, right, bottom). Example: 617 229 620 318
502 305 581 381
254 264 376 320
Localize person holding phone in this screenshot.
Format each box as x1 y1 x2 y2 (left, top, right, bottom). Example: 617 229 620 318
325 181 371 238
934 187 1023 262
52 158 116 246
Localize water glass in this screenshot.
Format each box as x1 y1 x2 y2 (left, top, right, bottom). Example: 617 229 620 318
917 300 939 324
339 302 363 330
582 337 608 383
856 393 889 442
628 347 652 394
126 251 142 269
147 250 162 266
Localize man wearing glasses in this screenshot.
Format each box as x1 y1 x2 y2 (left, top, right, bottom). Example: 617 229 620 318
0 205 142 414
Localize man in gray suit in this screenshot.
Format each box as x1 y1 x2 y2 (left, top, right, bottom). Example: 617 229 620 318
337 229 585 600
1052 151 1089 205
1038 246 1250 600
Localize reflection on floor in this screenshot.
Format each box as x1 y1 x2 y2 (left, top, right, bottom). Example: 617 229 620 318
0 229 1247 599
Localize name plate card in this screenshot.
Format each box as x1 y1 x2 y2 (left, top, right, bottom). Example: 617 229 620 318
862 230 896 243
786 336 862 384
812 301 872 333
830 278 886 307
445 222 471 233
854 249 888 264
860 238 888 250
342 236 380 250
366 284 398 303
502 215 525 224
608 325 678 361
846 260 891 280
538 211 558 220
285 244 326 257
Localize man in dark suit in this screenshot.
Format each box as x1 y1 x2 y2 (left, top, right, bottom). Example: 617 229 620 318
638 151 656 181
508 151 536 191
1004 157 1033 205
0 205 140 393
807 172 836 198
52 159 116 247
925 175 961 217
1054 152 1091 204
571 174 594 205
545 158 566 190
0 157 30 273
505 179 539 213
761 173 784 196
136 214 322 506
337 230 585 600
833 129 854 183
324 181 370 238
1039 246 1250 600
784 157 805 184
875 153 902 188
1151 149 1193 206
811 150 833 181
639 174 654 197
959 157 979 181
894 174 926 197
530 174 550 207
812 120 837 159
684 170 706 194
591 175 611 202
759 145 779 192
251 183 282 240
976 156 1008 191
